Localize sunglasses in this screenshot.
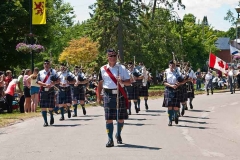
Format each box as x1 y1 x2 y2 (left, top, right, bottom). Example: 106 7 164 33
108 55 117 57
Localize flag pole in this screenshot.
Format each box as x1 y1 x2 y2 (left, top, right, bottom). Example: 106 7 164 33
29 0 34 72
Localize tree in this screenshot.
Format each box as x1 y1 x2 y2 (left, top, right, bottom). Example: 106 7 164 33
59 37 99 71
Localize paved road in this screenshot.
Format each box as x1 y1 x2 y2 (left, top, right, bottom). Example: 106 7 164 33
0 91 240 160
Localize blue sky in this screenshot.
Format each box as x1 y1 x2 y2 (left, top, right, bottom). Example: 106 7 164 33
64 0 239 31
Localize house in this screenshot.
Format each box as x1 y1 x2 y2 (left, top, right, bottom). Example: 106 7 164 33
215 37 231 63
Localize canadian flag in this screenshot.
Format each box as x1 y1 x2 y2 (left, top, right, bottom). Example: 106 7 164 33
209 53 228 73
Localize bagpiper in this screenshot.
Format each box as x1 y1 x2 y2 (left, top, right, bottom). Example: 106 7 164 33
162 60 181 126
72 66 88 117
37 60 58 127
125 61 142 114
57 63 75 121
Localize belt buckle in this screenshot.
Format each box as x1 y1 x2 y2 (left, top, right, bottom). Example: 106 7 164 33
112 90 117 94
45 88 49 91
61 88 65 91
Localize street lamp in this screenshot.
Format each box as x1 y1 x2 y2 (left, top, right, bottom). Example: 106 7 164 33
235 6 240 49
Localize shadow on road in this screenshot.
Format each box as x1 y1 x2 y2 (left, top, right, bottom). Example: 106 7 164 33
65 118 93 121
116 143 161 150
176 125 211 129
146 110 166 113
183 115 210 119
187 109 210 112
136 113 160 116
78 115 103 118
51 124 81 127
128 118 147 121
179 119 207 124
124 122 153 126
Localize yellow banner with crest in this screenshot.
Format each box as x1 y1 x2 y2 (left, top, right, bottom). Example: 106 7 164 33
32 0 46 25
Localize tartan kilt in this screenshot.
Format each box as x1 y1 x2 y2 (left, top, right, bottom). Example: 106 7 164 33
178 84 188 102
57 87 72 104
186 82 195 98
139 85 149 97
40 90 55 108
162 87 180 108
125 84 139 100
103 91 128 120
72 85 86 101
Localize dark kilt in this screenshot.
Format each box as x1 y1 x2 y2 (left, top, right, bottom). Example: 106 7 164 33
72 85 86 101
57 86 72 104
40 88 55 108
178 84 188 102
125 83 140 100
186 82 195 98
162 87 180 108
103 90 128 120
139 84 149 97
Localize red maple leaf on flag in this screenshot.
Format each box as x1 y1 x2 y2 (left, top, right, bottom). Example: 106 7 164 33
218 60 225 68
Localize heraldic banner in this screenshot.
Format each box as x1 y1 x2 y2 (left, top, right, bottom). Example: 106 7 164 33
32 0 46 25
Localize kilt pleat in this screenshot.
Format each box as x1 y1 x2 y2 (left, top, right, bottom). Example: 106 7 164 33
125 84 139 100
177 84 188 102
139 85 149 97
103 92 128 120
186 82 195 98
40 91 55 108
72 85 86 101
162 87 180 108
57 87 72 104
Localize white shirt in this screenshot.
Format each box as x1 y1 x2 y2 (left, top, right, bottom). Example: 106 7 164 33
228 70 233 77
57 71 74 87
37 69 57 85
165 69 177 85
185 69 196 79
100 63 130 89
205 73 212 80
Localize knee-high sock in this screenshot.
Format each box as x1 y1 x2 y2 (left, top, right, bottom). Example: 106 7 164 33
81 104 85 109
117 122 124 137
189 98 193 104
174 110 179 118
134 101 137 108
106 123 114 140
181 103 185 112
144 98 148 105
42 111 47 123
49 110 53 119
168 110 173 122
128 102 131 110
73 104 77 114
60 107 64 118
137 98 140 108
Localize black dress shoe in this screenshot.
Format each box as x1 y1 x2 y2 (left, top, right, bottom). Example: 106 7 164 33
72 113 77 117
82 107 86 115
168 121 172 126
185 106 188 110
190 103 193 109
211 90 213 95
59 117 65 121
145 104 148 110
138 108 141 111
68 109 71 118
115 135 122 144
106 140 114 147
50 117 54 125
43 123 48 127
174 116 178 124
231 92 233 94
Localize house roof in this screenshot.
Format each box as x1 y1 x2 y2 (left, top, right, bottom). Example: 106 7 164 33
215 37 230 50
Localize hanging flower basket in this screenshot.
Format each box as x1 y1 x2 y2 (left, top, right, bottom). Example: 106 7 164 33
31 44 45 53
16 43 32 53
